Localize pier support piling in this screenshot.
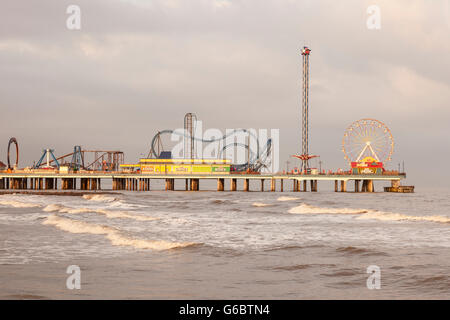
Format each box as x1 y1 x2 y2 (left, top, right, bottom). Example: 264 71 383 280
217 178 224 191
340 180 347 192
368 180 374 192
244 179 249 192
230 178 237 191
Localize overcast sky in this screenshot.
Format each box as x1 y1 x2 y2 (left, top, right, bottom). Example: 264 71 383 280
0 0 449 188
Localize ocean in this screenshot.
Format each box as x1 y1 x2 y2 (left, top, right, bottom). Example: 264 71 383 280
0 182 449 299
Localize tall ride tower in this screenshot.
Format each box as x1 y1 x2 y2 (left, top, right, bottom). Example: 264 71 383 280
300 46 312 173
292 46 318 172
184 113 197 159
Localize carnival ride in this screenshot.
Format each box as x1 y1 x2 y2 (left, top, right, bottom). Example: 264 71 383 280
148 129 273 173
342 118 394 174
32 147 124 171
7 137 19 170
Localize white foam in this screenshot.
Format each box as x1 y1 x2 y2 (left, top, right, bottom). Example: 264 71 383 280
357 212 450 224
277 196 300 202
43 204 157 221
105 233 196 250
82 194 118 203
252 202 271 207
42 215 197 250
288 203 450 225
43 215 115 235
96 209 158 221
288 203 368 215
0 200 42 208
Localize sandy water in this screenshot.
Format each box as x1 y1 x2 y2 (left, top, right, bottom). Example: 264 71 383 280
0 184 449 299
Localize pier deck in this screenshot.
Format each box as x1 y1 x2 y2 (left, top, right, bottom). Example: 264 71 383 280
0 172 406 193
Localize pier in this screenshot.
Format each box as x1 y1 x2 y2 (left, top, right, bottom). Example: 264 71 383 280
0 172 406 193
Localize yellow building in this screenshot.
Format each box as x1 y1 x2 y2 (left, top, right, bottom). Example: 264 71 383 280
120 159 231 175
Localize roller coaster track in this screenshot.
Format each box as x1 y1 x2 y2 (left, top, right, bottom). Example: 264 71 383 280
149 129 272 172
7 137 19 169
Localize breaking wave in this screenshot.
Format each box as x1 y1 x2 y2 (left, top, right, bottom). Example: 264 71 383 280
82 194 118 203
42 215 198 250
277 196 300 202
252 202 272 207
288 203 368 215
43 204 157 221
0 200 42 208
288 203 450 225
356 212 450 224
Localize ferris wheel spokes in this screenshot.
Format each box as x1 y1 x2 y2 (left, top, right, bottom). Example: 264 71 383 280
342 118 394 166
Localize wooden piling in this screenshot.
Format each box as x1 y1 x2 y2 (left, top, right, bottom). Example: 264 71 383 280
361 180 368 192
340 180 347 192
368 180 374 192
312 180 317 192
244 179 249 192
217 178 224 191
230 178 237 191
191 179 199 191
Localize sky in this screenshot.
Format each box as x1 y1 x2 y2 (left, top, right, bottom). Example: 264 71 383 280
0 0 449 188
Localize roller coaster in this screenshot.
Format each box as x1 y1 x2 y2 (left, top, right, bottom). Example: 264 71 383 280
148 128 273 172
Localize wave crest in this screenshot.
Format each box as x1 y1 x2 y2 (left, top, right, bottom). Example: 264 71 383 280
82 194 118 203
277 196 300 202
252 202 271 207
42 215 198 250
288 203 368 215
357 212 450 224
0 200 42 208
43 204 157 221
288 203 450 225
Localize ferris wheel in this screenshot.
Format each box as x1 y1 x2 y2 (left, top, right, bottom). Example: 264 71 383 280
342 119 394 164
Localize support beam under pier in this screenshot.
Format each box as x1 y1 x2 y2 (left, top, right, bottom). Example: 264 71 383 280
217 178 224 191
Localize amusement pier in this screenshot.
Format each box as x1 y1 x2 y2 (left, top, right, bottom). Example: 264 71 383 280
0 172 406 193
0 47 412 193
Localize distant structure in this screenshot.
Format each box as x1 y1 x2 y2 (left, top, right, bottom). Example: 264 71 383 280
342 118 394 174
293 46 318 172
70 146 84 170
184 113 197 159
34 149 60 169
7 137 19 169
